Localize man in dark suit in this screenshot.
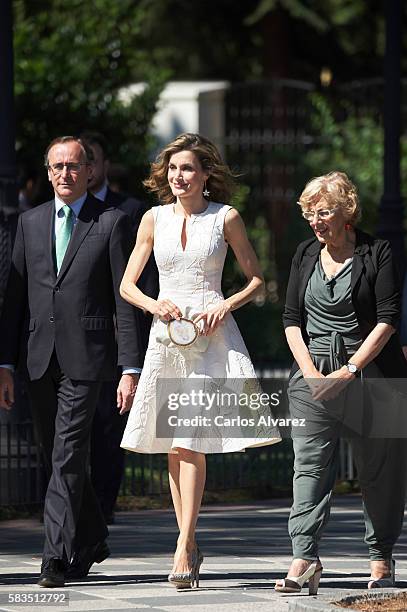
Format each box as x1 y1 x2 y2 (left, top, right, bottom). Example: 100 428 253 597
79 132 158 525
0 136 143 587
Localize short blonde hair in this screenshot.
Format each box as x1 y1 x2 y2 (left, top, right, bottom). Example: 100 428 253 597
298 171 361 225
143 133 237 205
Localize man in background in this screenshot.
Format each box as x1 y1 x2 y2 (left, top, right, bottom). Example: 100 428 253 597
80 132 158 524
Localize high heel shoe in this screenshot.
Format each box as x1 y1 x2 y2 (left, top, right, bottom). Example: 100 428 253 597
275 560 323 595
168 546 204 590
195 545 204 588
368 559 395 589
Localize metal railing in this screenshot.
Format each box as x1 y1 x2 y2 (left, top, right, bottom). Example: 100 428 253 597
120 440 295 498
0 420 45 506
0 422 356 506
0 365 356 506
120 440 355 498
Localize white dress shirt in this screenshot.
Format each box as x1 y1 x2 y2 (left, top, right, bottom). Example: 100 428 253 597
54 193 87 238
93 182 108 202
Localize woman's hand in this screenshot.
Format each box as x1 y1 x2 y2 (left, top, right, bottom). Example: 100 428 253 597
153 299 182 321
310 366 354 401
302 369 326 397
194 302 231 335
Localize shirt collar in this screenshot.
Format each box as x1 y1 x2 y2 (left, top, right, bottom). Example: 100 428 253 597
54 192 88 217
93 182 108 202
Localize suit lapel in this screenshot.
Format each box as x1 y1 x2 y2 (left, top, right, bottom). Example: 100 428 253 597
350 252 364 293
39 200 57 281
351 229 369 293
56 195 96 281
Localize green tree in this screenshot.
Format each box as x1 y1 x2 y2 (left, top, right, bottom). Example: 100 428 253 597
14 0 169 199
304 93 407 235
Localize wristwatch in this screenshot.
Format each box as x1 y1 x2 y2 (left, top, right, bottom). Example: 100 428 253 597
345 362 358 374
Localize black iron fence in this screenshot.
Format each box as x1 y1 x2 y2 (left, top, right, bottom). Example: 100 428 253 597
0 420 45 506
0 361 358 507
120 440 294 498
0 419 357 507
0 419 295 506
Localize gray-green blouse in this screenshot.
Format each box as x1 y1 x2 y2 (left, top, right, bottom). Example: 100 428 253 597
304 257 362 359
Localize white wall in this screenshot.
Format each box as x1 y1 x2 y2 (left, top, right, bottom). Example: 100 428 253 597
119 81 229 156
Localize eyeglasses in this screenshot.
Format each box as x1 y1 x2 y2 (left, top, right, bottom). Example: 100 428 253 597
301 207 337 221
48 162 87 175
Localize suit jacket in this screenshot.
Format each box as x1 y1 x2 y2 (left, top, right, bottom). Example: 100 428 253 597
104 187 145 234
0 193 144 381
283 228 407 378
104 187 158 298
104 187 159 352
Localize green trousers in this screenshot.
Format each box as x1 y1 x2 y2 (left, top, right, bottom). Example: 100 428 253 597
288 362 407 561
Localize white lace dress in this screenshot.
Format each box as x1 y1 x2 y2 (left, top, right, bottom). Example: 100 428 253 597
121 202 280 454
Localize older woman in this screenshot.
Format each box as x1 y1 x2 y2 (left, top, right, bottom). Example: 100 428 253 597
275 171 407 594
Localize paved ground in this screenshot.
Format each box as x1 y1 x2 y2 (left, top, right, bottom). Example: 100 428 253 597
0 494 406 611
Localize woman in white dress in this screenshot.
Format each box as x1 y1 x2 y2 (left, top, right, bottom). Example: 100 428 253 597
120 133 280 588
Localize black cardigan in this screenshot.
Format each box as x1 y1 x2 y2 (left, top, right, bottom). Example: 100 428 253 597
283 229 407 378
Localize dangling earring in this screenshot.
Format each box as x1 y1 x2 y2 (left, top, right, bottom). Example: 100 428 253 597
345 223 352 231
203 181 210 197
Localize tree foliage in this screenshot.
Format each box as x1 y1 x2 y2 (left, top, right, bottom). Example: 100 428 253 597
14 0 169 200
304 93 407 234
14 0 403 202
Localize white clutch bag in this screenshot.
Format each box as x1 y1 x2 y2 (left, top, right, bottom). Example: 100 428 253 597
155 307 210 352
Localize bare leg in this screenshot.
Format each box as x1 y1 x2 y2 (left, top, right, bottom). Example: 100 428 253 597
169 448 206 574
370 559 393 580
168 452 182 531
278 558 322 579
